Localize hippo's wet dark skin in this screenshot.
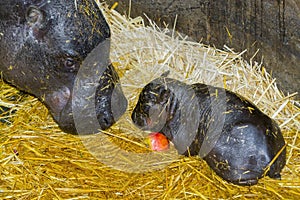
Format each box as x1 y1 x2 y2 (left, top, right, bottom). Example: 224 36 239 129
132 76 286 185
0 0 127 134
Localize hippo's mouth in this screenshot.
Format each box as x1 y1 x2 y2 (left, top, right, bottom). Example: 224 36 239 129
44 86 77 133
46 86 71 121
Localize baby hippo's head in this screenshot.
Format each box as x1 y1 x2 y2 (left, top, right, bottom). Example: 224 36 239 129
132 77 199 148
132 81 175 133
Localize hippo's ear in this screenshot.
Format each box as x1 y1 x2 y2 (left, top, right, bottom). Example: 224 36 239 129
26 6 49 38
26 6 45 28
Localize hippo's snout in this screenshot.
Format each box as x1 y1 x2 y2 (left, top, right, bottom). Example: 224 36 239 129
94 64 128 133
44 63 128 134
97 84 128 130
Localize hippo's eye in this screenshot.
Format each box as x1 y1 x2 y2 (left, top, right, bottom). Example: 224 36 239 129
26 6 44 27
64 58 77 72
64 58 74 67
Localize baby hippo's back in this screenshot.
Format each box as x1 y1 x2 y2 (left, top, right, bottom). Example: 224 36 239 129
191 83 286 185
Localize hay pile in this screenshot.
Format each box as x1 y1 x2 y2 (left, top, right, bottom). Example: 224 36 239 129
1 2 299 199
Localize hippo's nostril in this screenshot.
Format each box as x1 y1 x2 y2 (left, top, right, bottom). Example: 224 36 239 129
99 116 114 130
103 118 110 126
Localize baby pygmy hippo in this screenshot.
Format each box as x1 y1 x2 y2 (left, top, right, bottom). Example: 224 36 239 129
132 76 286 186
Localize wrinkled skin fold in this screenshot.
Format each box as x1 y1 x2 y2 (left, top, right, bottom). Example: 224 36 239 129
0 0 127 134
132 76 286 186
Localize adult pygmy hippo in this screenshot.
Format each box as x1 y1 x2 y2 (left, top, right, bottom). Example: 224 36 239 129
132 75 286 185
0 0 127 134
